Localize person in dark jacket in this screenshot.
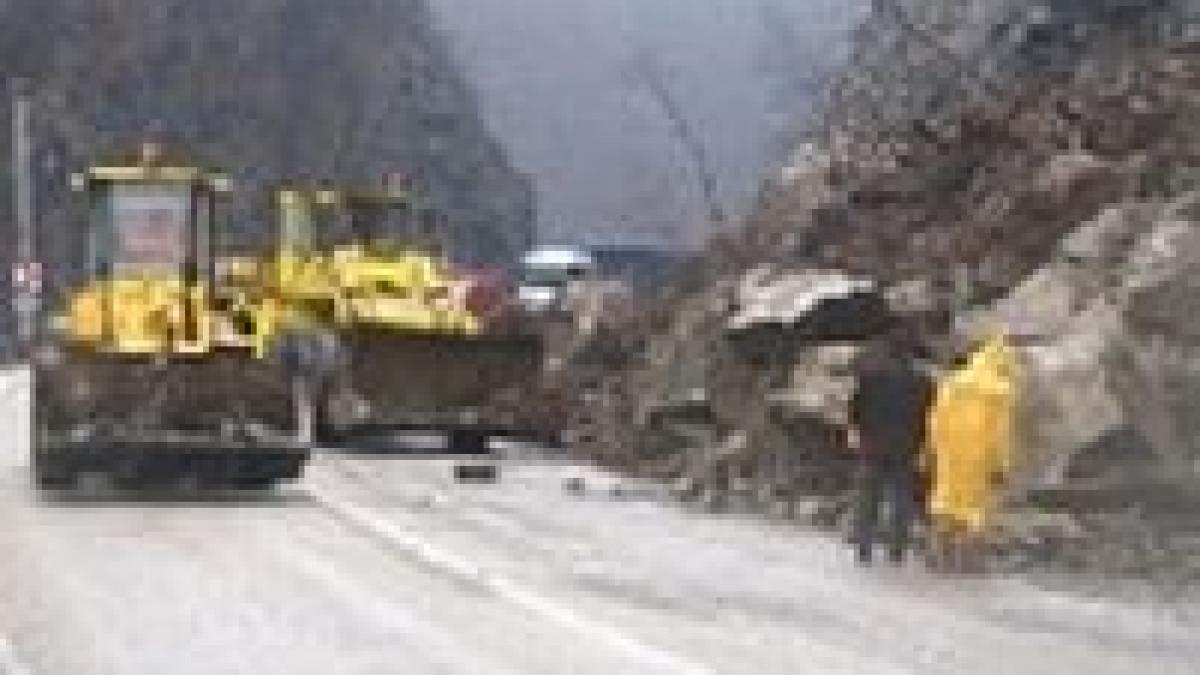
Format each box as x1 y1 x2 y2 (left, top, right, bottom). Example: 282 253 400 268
847 328 935 565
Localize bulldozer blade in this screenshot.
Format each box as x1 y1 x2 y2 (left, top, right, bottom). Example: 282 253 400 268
33 348 307 490
36 432 307 490
319 328 543 449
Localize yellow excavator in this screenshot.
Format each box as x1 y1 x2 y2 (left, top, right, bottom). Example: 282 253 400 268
32 142 309 490
261 178 543 451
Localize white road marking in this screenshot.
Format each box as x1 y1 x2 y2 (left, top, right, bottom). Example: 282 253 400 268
306 485 715 675
0 634 34 675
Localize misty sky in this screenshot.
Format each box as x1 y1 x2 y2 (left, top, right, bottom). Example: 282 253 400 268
430 0 866 249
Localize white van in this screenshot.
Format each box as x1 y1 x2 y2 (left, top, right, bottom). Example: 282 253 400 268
517 246 595 313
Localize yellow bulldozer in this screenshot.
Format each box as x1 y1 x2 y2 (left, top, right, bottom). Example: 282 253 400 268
33 142 546 492
32 142 309 490
256 178 544 452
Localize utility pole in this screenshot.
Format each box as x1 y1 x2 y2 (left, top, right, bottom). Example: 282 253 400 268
11 79 36 360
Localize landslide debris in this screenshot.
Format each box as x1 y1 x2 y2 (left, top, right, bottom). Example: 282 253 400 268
564 0 1200 592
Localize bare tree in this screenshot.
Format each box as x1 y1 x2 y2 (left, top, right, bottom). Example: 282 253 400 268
755 1 840 114
626 48 726 232
607 163 694 248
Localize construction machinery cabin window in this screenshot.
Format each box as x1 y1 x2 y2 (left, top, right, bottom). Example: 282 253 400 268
94 182 201 278
348 201 418 246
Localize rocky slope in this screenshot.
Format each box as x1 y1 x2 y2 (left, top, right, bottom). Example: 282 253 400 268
570 0 1200 587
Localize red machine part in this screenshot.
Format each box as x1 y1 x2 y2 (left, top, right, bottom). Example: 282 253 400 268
452 265 519 327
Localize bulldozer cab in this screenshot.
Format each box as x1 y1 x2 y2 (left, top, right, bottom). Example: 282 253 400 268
273 185 340 254
64 142 230 354
81 143 225 278
271 174 441 255
343 174 444 255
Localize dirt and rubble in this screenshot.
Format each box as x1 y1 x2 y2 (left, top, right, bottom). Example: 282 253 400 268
532 1 1200 599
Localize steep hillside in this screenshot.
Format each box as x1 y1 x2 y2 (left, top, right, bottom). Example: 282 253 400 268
0 0 534 337
746 1 1189 295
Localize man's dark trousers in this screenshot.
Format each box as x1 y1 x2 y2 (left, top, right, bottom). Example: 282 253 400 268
853 453 918 564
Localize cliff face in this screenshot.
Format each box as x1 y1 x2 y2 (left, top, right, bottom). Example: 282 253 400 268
747 1 1190 296
0 0 534 334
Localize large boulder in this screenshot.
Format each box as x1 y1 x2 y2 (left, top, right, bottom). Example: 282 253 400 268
964 195 1200 497
725 267 891 362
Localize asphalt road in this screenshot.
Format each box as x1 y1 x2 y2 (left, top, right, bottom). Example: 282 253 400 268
0 366 1196 674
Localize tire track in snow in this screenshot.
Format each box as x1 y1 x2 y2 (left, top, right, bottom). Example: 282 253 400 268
305 484 716 675
281 539 522 675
